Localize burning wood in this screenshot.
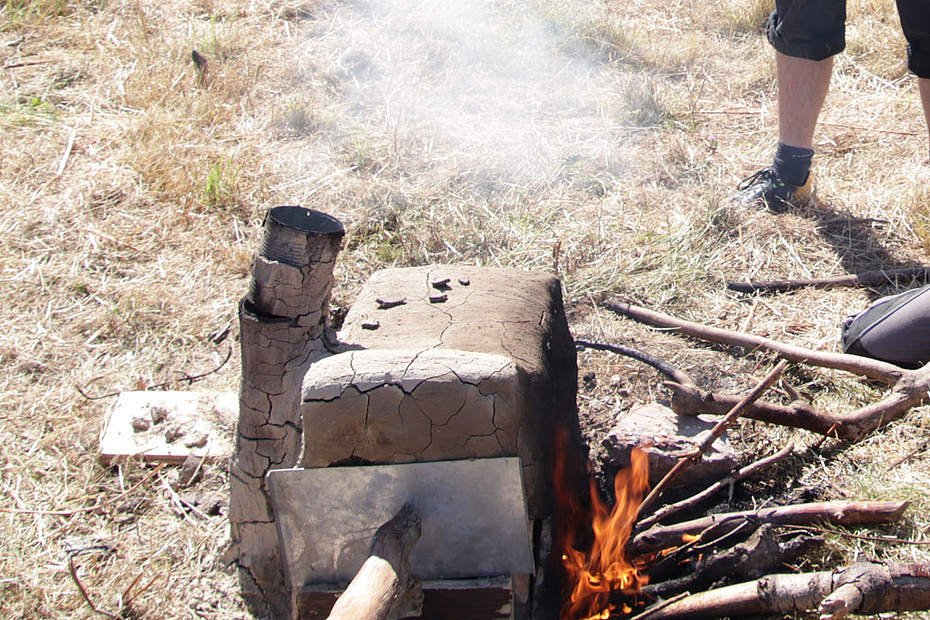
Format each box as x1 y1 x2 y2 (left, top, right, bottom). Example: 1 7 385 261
558 327 924 620
557 448 914 620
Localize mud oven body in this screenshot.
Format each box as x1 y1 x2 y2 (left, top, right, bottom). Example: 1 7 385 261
228 207 581 620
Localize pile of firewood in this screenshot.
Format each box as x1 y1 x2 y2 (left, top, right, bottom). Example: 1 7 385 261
572 299 930 620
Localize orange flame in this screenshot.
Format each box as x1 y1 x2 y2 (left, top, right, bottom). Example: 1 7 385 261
555 439 651 620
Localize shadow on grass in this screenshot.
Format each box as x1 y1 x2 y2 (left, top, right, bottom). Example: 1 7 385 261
796 197 928 299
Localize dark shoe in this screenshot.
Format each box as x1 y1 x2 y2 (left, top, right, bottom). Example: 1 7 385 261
734 168 813 212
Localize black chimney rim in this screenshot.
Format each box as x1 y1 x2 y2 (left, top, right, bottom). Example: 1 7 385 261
268 206 345 236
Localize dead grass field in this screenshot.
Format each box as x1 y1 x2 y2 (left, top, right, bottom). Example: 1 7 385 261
3 0 930 617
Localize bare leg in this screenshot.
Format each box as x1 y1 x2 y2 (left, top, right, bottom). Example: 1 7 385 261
920 77 930 158
776 52 834 149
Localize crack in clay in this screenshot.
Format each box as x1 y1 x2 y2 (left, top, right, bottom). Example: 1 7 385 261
425 270 460 349
499 321 534 368
446 365 487 388
302 383 354 403
362 391 371 428
427 391 471 428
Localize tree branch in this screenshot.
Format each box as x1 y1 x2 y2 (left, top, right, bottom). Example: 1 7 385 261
641 562 930 620
628 500 909 557
727 266 930 294
603 300 930 441
637 360 786 517
603 300 903 384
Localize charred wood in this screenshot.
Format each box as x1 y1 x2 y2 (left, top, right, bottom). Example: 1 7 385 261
574 339 695 386
638 443 795 530
640 525 818 601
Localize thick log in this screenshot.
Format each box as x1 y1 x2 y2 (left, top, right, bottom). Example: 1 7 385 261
628 500 909 557
327 503 423 620
229 206 344 616
642 561 930 620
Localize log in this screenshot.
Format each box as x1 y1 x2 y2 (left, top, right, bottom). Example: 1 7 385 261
228 206 344 615
641 561 930 620
628 500 909 557
327 503 423 620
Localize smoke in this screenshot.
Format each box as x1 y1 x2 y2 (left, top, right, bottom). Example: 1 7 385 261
303 0 634 189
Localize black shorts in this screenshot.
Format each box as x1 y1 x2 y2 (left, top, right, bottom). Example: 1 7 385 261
767 0 930 78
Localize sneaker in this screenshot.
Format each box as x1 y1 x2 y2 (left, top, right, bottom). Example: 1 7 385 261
734 168 814 212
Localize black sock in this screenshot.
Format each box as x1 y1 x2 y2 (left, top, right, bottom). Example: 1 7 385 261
772 143 813 187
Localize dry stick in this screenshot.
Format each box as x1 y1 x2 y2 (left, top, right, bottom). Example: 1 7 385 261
603 299 930 441
887 439 930 470
603 299 903 384
121 570 162 609
629 592 691 620
779 523 930 546
68 555 120 619
727 266 930 294
636 360 788 518
642 562 930 620
628 500 909 557
575 338 696 386
638 442 795 530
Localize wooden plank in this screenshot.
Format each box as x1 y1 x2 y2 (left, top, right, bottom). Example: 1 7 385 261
98 391 236 464
298 578 513 620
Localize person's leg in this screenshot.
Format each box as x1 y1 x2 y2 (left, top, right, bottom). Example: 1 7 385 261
920 78 930 156
896 0 930 153
735 0 845 210
776 52 834 150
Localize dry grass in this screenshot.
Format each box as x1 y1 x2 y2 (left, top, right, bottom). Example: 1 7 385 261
3 0 930 616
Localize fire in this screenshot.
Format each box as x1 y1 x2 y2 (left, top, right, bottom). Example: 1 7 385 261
555 436 651 620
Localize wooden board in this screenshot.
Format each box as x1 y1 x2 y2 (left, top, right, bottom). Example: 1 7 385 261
297 578 513 620
98 391 237 464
